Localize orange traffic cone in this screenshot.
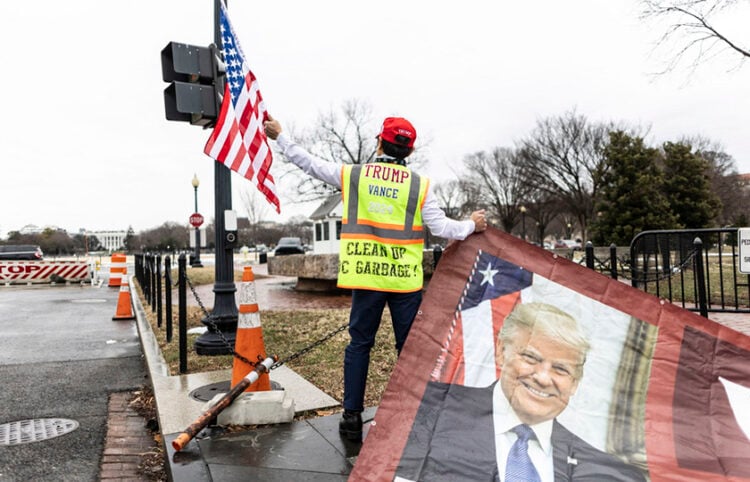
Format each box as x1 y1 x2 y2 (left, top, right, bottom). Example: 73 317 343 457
231 266 271 392
112 270 135 321
108 253 127 288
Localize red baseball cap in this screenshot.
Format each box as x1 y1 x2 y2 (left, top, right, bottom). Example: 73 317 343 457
378 117 416 148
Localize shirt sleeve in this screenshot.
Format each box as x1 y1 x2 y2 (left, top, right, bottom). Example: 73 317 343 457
275 133 342 189
421 188 476 240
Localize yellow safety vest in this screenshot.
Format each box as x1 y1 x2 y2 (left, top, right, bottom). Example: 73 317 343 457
338 162 429 292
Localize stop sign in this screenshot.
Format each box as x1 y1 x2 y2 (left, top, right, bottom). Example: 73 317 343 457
189 212 204 228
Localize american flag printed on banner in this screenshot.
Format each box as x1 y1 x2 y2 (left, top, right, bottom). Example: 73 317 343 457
204 0 281 213
432 250 533 387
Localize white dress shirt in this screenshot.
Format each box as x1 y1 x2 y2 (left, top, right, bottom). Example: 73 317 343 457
492 382 555 482
274 133 476 240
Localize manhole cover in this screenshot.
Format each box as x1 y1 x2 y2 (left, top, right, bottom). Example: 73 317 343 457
189 380 283 401
0 418 79 446
189 381 231 402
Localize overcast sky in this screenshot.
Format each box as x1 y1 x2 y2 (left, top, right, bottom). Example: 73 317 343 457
1 0 748 237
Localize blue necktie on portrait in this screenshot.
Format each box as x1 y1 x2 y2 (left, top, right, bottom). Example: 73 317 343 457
504 424 542 482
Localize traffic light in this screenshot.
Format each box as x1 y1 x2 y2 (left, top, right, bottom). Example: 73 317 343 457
161 42 225 127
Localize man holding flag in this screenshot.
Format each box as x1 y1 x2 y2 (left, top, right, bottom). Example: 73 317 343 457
264 115 488 442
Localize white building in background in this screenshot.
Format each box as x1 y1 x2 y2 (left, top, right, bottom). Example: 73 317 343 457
18 224 44 235
309 194 343 255
89 230 127 252
18 224 64 235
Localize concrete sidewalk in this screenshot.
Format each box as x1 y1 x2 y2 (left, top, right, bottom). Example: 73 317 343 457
132 266 748 481
132 273 369 480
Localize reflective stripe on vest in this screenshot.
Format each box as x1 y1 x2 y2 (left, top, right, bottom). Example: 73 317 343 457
338 163 429 292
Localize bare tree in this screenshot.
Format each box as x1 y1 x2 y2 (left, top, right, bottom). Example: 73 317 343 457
240 188 270 247
306 98 378 166
277 98 430 204
463 147 531 233
433 179 473 219
274 99 377 203
518 110 612 242
641 0 749 73
524 187 563 244
687 135 749 224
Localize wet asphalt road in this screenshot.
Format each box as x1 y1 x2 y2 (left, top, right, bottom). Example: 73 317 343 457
0 283 146 482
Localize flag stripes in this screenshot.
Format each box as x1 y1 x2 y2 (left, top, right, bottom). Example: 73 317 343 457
204 1 280 212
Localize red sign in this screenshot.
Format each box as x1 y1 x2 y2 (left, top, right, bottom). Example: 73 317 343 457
189 213 204 228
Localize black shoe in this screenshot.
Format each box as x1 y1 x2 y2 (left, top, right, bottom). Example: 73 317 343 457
339 410 363 442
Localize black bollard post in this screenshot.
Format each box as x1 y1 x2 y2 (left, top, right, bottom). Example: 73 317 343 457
585 241 594 270
694 238 708 318
165 256 173 343
144 254 152 305
134 254 141 286
156 254 163 329
150 255 157 313
178 254 188 373
609 244 618 280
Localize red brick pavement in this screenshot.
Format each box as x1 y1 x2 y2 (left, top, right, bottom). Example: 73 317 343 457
709 311 750 336
100 392 157 481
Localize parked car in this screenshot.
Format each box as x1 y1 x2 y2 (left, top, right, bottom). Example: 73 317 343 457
273 237 305 256
248 244 268 253
0 245 44 260
554 239 582 250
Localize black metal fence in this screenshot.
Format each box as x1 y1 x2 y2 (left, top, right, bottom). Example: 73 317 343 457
581 228 749 315
135 252 189 373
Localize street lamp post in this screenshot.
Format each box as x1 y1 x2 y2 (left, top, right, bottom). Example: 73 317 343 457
194 0 239 355
566 222 572 239
520 205 527 241
191 174 203 268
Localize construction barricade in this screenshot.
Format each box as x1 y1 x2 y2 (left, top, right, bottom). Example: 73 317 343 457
108 253 127 288
0 261 91 285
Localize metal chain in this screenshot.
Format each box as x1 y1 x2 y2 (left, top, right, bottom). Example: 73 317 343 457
628 249 699 283
581 249 699 283
184 273 257 368
182 271 348 372
271 323 348 370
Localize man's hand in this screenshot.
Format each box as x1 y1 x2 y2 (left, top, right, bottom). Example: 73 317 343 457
263 114 282 140
471 210 488 233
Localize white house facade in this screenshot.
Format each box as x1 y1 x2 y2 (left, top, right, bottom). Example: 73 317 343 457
90 230 127 252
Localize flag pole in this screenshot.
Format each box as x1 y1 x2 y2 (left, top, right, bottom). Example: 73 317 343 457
194 0 239 355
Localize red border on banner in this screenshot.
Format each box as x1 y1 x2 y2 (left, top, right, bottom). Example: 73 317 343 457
351 228 750 482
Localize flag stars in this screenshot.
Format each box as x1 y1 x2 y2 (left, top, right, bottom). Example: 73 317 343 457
479 263 499 287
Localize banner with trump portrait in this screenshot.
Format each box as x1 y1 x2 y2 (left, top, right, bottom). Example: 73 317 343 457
351 227 750 481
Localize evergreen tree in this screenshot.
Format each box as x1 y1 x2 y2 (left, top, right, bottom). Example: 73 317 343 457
592 131 679 246
662 142 722 228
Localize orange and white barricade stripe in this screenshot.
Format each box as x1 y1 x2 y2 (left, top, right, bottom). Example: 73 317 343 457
108 253 127 288
231 266 271 392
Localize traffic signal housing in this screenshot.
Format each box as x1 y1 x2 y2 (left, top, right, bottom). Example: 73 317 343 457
161 42 224 127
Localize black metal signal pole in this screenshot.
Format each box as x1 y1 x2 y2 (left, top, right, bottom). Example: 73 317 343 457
194 0 238 355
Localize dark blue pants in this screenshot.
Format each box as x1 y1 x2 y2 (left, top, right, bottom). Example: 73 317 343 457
343 288 423 412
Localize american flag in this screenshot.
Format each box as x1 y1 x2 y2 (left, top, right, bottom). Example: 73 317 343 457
432 251 533 387
204 1 280 213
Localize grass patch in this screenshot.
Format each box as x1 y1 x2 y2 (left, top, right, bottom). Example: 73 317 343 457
637 257 749 309
135 276 398 409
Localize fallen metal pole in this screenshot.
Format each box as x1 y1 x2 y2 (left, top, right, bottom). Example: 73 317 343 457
171 356 277 452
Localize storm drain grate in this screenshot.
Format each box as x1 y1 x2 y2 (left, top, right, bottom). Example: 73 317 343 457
0 418 79 446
